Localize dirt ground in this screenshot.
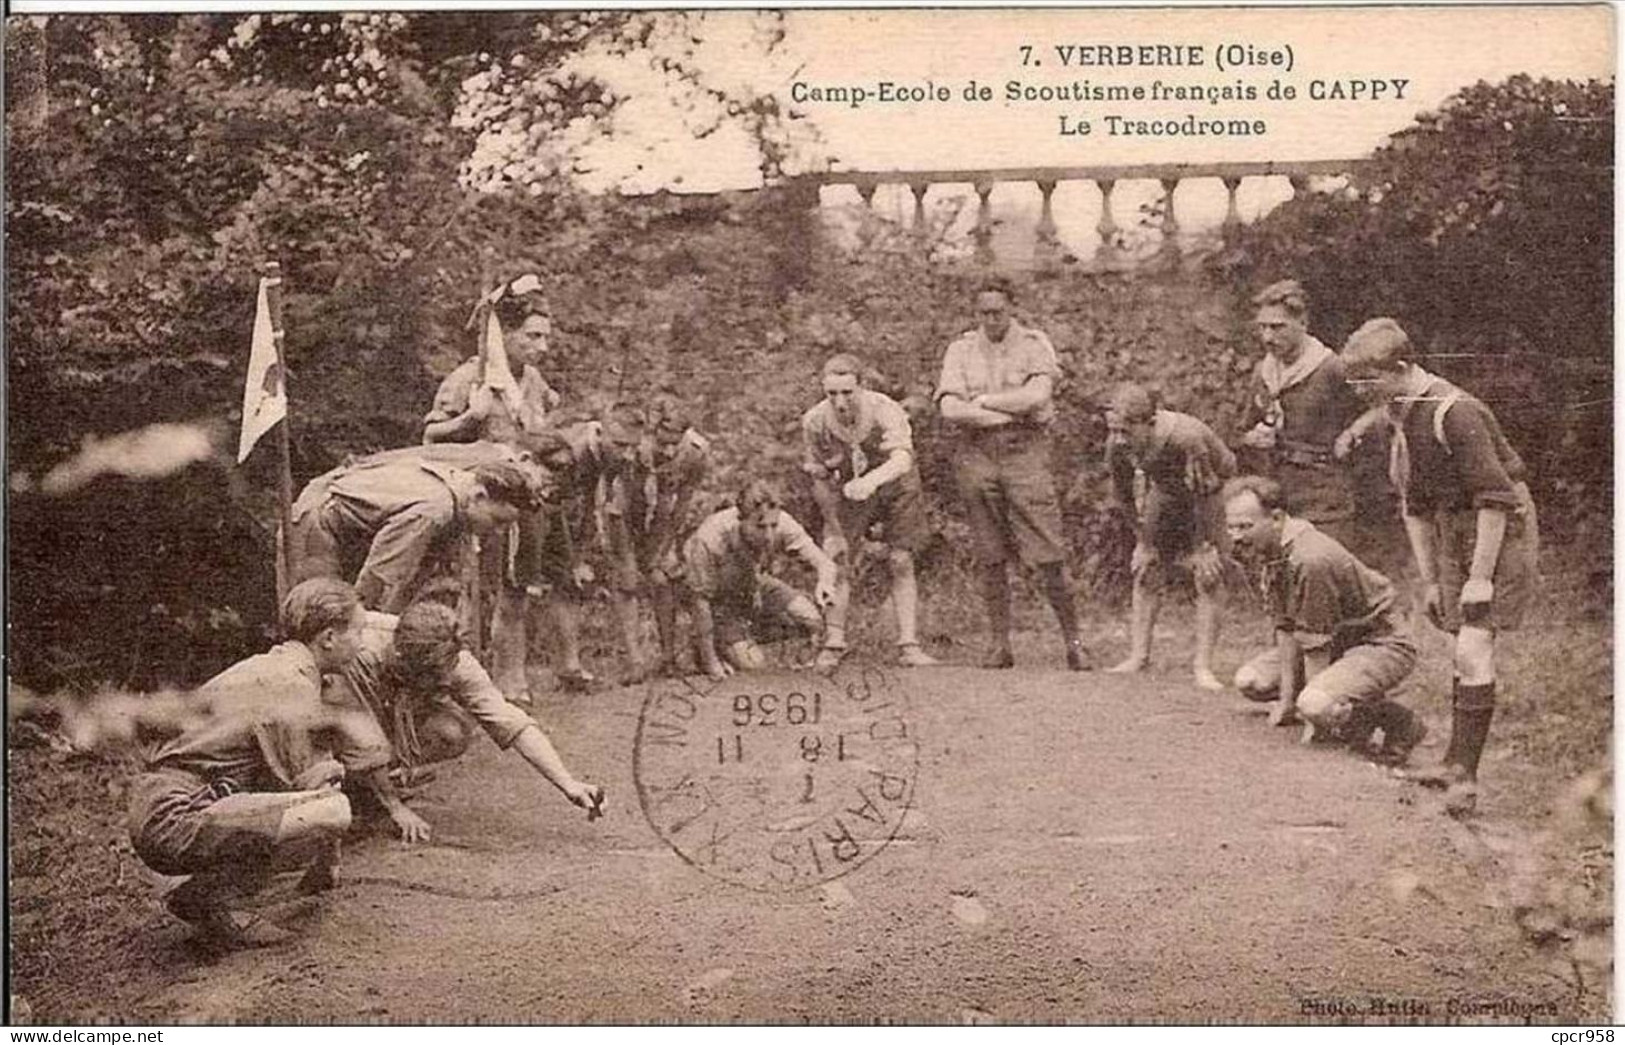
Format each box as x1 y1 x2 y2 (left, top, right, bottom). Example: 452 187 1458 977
8 620 1605 1026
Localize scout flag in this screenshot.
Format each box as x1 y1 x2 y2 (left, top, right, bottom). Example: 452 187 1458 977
237 272 288 463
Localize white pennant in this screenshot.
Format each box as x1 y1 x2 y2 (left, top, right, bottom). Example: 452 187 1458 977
237 277 288 463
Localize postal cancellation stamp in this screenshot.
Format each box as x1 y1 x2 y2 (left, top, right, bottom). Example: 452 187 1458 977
633 665 918 892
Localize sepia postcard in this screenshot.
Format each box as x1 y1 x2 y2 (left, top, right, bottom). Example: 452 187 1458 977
4 3 1615 1028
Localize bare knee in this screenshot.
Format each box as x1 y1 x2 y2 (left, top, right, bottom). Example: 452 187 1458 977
784 595 823 635
726 639 767 671
1296 685 1347 730
1455 626 1496 685
1234 663 1275 702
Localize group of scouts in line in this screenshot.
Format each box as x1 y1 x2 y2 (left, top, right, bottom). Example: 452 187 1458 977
126 273 1538 947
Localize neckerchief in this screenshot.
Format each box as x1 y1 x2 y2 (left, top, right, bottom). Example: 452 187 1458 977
1258 517 1310 610
1385 368 1445 510
821 394 874 478
1256 335 1333 430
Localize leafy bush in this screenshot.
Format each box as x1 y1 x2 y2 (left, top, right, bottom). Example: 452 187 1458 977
1214 75 1613 522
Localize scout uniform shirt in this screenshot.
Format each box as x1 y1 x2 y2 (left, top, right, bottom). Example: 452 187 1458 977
1111 410 1237 554
934 321 1062 426
683 507 830 606
129 641 391 874
331 612 536 768
425 355 561 445
604 427 709 575
1390 376 1528 518
1265 518 1406 656
146 641 390 791
292 457 481 614
1245 336 1363 458
800 388 915 484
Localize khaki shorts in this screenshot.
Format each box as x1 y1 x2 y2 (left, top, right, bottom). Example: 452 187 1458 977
953 428 1065 567
1237 635 1418 709
1434 482 1540 632
837 472 930 553
128 770 332 877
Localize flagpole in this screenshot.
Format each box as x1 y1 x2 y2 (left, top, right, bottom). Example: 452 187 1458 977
264 260 297 604
464 250 499 659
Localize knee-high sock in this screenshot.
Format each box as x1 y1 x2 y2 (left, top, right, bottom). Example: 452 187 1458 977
1194 588 1220 673
1453 683 1496 779
979 563 1012 652
650 583 678 665
1037 561 1079 642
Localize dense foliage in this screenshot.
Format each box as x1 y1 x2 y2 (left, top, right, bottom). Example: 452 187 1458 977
6 18 1613 690
1215 75 1613 523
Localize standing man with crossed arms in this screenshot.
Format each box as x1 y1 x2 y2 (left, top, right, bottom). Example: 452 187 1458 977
934 277 1090 671
802 354 939 669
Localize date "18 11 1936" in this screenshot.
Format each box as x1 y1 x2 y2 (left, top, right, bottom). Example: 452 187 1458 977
729 691 824 728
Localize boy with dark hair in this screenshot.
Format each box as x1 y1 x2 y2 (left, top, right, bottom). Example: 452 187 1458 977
600 397 710 682
291 454 536 615
1240 280 1368 548
326 602 604 843
935 278 1089 670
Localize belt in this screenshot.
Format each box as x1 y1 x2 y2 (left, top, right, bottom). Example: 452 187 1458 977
964 424 1049 445
1277 442 1334 467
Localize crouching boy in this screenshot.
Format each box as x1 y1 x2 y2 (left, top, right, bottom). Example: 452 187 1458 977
327 600 605 843
682 481 839 679
127 579 382 949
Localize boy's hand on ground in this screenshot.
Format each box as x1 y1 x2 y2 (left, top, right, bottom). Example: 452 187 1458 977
391 806 432 844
